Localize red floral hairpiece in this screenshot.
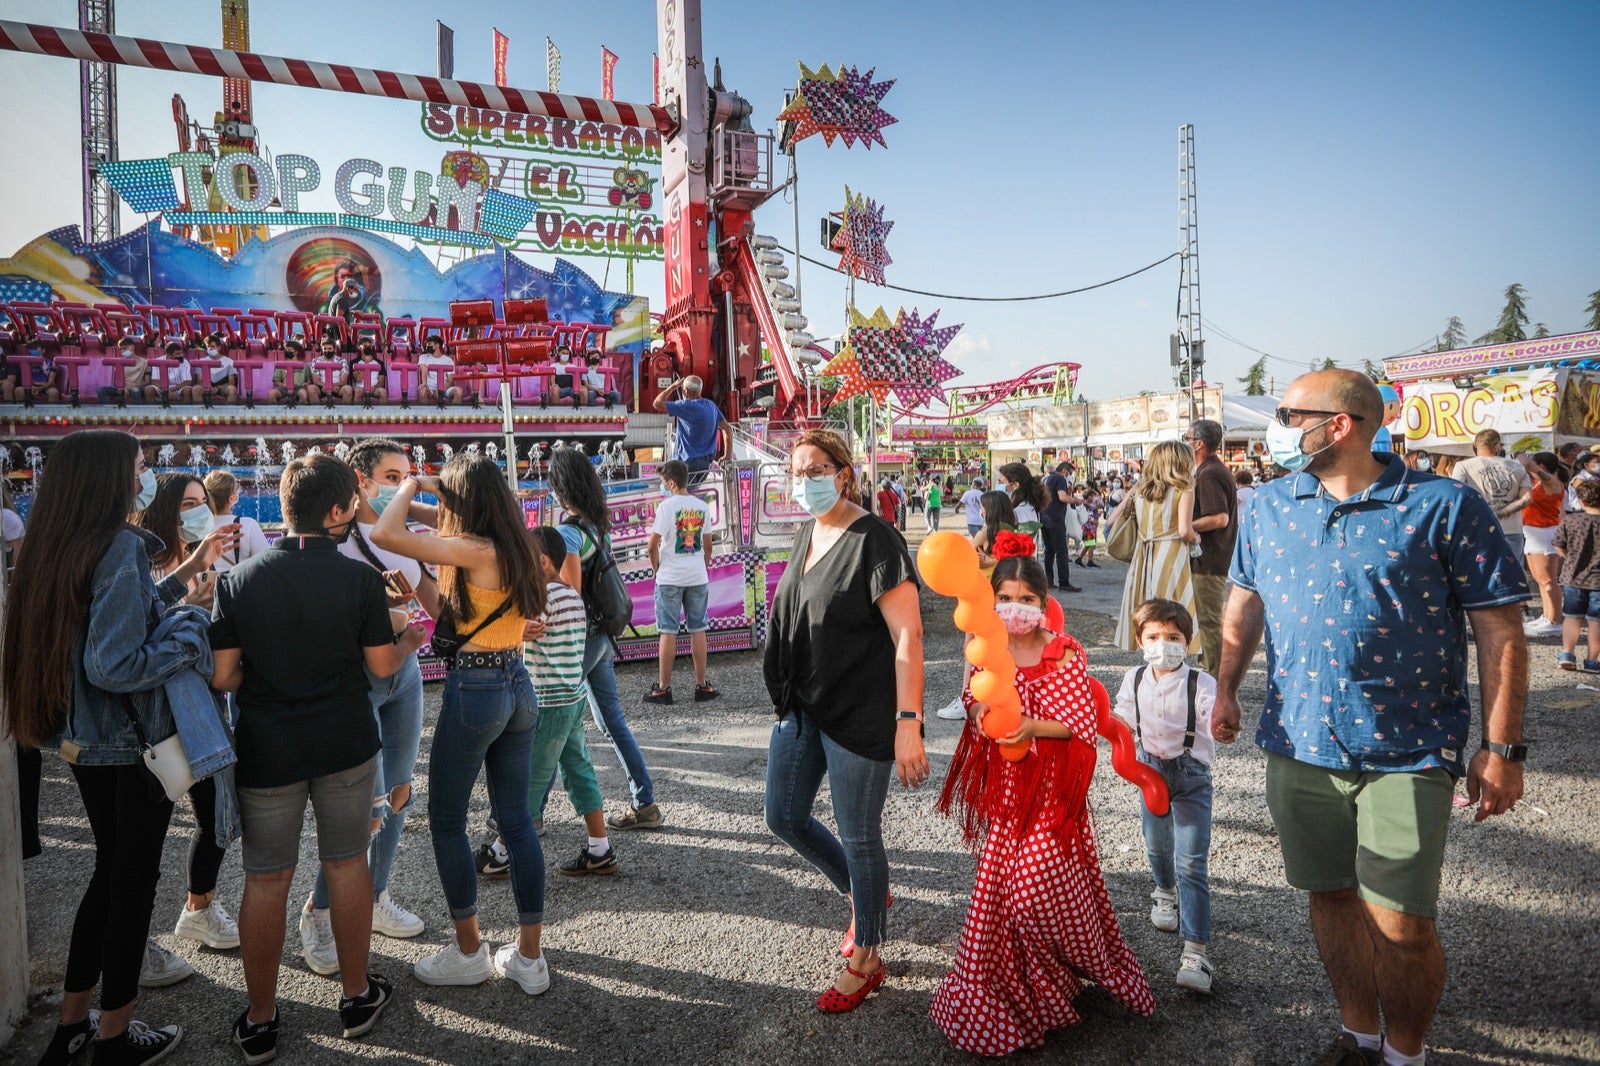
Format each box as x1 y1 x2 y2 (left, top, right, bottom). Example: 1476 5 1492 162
991 529 1035 560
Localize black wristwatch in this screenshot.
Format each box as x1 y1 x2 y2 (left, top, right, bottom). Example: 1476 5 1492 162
1480 740 1528 762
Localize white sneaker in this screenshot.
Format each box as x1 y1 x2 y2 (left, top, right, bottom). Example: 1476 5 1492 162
298 907 339 976
1149 890 1179 932
174 900 240 949
1176 952 1215 994
372 890 425 939
934 696 967 721
138 939 194 987
492 943 551 995
414 942 492 986
1523 617 1563 637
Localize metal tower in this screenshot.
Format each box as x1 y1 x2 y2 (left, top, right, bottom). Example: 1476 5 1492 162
79 0 119 242
1177 123 1203 419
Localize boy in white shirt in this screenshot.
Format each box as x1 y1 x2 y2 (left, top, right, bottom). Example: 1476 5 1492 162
1114 597 1218 995
644 460 716 704
417 337 462 405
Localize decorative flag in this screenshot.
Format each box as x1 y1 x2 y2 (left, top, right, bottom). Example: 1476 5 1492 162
436 21 454 80
653 53 660 105
601 47 618 101
546 36 561 92
492 29 508 88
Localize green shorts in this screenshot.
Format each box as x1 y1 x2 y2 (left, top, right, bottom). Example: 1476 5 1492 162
1264 752 1454 917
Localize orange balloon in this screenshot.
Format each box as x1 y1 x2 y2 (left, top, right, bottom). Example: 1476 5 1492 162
965 636 1011 673
953 599 989 632
968 667 1005 705
999 739 1031 762
916 532 980 597
973 615 1008 649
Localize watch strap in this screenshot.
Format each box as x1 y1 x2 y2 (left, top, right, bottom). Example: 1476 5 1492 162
1480 739 1528 761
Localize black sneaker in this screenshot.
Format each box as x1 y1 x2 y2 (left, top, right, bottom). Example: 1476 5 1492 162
558 843 619 877
474 841 510 880
1312 1034 1382 1066
39 1010 99 1065
643 685 673 705
89 1020 182 1065
338 973 392 1040
231 1009 279 1065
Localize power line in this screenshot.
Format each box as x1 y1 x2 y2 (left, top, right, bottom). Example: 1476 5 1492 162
1200 316 1439 370
775 245 1181 303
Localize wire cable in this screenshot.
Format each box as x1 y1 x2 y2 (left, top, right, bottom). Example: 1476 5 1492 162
774 246 1180 303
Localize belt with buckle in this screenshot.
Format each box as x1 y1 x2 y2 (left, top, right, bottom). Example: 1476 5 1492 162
452 649 520 670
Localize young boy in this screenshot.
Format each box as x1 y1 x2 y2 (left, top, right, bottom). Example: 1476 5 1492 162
1555 477 1600 672
1113 597 1218 994
644 459 716 704
210 454 427 1060
163 340 196 404
98 335 158 404
203 332 240 404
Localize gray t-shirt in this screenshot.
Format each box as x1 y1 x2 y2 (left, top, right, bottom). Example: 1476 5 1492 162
1454 456 1532 534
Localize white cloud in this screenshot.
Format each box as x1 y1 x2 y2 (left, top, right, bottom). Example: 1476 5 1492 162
947 333 992 359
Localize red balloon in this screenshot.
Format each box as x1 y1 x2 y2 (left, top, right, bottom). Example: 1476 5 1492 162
1087 675 1169 816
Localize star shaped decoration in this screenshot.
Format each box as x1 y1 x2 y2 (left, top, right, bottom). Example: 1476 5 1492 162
820 305 900 405
777 62 897 149
890 307 964 407
831 187 892 286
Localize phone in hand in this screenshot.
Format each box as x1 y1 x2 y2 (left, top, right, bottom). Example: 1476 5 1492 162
383 569 415 600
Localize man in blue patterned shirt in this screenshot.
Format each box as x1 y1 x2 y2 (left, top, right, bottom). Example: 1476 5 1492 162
1213 370 1529 1066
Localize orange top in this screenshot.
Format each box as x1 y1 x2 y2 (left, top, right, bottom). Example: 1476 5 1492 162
459 581 528 651
1525 481 1563 529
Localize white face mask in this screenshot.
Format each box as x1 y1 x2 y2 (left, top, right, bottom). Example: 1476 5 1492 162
995 601 1044 636
1142 640 1188 671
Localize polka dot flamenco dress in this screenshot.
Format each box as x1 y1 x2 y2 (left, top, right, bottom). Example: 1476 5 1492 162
929 634 1155 1056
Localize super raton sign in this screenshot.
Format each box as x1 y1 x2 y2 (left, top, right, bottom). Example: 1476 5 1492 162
777 62 897 149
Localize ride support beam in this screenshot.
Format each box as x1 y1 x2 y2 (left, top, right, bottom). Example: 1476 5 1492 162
0 20 674 133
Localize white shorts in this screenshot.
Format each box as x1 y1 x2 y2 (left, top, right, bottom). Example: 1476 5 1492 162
1523 524 1561 556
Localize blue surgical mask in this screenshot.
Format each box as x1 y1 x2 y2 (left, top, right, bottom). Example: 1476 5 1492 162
178 502 214 544
792 474 840 516
368 483 400 516
659 483 673 497
1265 416 1335 473
135 469 158 511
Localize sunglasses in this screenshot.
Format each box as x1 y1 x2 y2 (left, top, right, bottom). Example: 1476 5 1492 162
1273 407 1366 427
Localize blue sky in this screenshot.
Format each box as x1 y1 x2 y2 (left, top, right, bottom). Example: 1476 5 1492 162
2 0 1596 400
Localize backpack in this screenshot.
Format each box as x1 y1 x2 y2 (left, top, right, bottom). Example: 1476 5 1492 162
561 516 633 638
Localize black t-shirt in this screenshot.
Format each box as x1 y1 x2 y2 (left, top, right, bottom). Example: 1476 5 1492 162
763 514 919 761
1041 472 1071 527
1192 455 1239 577
210 536 393 788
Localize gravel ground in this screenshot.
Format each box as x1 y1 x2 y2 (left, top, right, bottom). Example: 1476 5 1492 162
9 538 1600 1064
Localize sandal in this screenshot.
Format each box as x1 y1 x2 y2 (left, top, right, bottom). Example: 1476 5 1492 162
816 962 885 1013
694 680 720 702
644 685 673 705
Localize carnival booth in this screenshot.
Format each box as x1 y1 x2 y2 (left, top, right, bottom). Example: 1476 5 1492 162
987 387 1224 479
1219 392 1280 472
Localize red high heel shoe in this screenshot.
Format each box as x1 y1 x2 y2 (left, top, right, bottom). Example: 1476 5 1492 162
816 962 886 1013
839 891 893 958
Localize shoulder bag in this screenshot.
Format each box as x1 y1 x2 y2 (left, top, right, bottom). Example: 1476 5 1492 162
430 595 514 662
1105 498 1139 563
120 696 195 804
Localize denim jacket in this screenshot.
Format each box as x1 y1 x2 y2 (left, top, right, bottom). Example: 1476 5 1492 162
55 527 213 766
149 610 243 846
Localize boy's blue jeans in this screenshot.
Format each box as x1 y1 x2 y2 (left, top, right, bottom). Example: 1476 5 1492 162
1139 749 1214 945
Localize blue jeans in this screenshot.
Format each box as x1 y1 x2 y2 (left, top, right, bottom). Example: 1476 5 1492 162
584 630 655 808
1139 749 1214 944
654 582 709 634
312 655 424 907
763 711 893 949
429 659 544 926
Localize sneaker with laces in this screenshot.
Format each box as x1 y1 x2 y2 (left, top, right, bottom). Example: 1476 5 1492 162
474 840 510 879
337 973 393 1039
38 1009 99 1066
174 900 240 950
371 890 424 939
492 943 551 996
413 942 492 986
1176 952 1214 993
231 1009 278 1065
1148 890 1179 933
297 907 339 976
934 697 967 721
1313 1033 1382 1066
558 843 620 877
137 941 193 988
606 803 663 830
1523 617 1563 638
91 1019 182 1066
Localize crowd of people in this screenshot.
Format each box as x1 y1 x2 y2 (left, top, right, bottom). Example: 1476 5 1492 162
4 366 1591 1065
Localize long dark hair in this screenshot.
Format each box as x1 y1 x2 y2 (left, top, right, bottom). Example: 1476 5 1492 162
134 472 201 573
978 490 1016 547
2 430 141 747
992 555 1049 602
999 462 1047 513
434 454 545 624
548 448 612 534
1530 451 1568 485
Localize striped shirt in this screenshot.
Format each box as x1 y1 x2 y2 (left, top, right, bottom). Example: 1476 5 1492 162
524 582 590 706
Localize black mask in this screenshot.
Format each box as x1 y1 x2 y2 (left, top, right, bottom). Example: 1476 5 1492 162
324 518 356 545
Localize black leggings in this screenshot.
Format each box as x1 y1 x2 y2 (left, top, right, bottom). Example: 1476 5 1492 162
187 775 225 896
65 764 174 1011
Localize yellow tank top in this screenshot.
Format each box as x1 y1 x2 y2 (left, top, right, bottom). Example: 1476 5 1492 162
459 581 528 651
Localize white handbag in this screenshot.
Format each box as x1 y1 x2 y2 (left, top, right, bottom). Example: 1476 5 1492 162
141 733 197 803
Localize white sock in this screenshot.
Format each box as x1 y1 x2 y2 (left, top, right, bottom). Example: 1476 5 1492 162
489 838 508 863
1343 1027 1382 1052
587 835 609 856
1382 1043 1425 1066
1182 940 1207 957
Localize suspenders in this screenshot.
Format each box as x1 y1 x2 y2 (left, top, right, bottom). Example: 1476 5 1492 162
1131 665 1200 756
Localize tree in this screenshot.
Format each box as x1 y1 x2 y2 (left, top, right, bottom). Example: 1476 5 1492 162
1308 357 1337 371
1435 316 1466 352
1238 356 1268 396
1533 323 1549 338
1585 289 1600 332
1361 358 1382 381
1477 283 1529 345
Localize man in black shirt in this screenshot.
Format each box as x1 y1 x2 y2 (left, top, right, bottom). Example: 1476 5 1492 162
211 454 426 1058
1040 462 1082 592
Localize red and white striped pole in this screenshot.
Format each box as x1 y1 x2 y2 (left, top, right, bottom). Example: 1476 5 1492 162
0 19 674 132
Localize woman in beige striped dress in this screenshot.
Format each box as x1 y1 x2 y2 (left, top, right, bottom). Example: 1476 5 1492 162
1110 440 1201 650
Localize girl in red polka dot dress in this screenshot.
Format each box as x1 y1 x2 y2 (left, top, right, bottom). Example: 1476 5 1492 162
931 549 1156 1057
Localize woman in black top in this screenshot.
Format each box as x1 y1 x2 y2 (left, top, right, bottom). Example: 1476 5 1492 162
763 429 927 1014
